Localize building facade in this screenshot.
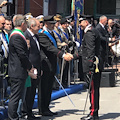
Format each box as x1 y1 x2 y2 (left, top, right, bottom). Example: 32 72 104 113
0 0 120 18
84 0 120 18
0 0 72 17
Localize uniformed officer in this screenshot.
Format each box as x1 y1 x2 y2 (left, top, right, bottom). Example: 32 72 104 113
78 16 101 120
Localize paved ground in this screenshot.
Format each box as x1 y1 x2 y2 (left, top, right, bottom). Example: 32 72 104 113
34 75 120 120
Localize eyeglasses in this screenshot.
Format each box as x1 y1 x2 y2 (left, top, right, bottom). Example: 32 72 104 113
1 23 5 25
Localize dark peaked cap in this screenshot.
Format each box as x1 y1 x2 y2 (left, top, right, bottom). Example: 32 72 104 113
79 14 94 23
66 15 74 23
60 18 67 24
44 15 56 24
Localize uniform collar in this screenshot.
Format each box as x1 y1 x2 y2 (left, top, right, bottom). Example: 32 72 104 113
43 26 52 33
84 24 92 33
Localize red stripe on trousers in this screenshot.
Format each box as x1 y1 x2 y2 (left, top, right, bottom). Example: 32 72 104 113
90 80 95 116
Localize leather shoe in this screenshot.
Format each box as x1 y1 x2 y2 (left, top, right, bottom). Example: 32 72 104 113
28 114 41 120
41 111 53 116
81 114 99 120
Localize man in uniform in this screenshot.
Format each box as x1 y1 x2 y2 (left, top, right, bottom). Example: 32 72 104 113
38 15 73 116
79 16 101 120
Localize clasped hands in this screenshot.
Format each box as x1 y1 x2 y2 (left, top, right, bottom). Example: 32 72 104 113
28 66 38 79
63 53 73 61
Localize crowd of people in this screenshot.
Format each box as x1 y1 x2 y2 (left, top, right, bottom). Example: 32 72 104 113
0 1 120 120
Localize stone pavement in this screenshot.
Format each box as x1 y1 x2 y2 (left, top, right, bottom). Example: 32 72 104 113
34 76 120 120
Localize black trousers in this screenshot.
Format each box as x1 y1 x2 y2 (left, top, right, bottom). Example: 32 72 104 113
40 61 55 112
22 77 39 116
8 78 26 120
41 71 55 112
89 72 101 116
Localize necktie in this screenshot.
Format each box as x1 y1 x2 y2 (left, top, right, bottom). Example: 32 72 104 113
33 35 40 51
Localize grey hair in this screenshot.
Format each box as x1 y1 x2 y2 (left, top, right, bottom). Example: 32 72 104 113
99 15 107 21
13 14 22 26
14 14 26 27
27 18 37 29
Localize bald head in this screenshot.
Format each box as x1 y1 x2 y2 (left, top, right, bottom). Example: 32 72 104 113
108 19 113 27
0 16 5 30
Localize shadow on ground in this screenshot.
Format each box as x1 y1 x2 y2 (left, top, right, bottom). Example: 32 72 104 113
99 113 120 120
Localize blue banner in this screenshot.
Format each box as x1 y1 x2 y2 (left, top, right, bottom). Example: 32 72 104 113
74 0 83 45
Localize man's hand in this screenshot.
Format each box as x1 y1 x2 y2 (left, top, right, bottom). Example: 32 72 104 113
0 1 7 7
63 53 73 61
28 72 37 79
28 66 38 79
29 66 37 73
61 42 67 47
111 37 116 41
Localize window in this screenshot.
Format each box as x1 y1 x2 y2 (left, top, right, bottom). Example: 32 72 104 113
97 0 116 14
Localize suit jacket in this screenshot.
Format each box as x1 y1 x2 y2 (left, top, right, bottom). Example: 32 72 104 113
81 26 101 73
8 32 32 80
96 23 109 58
38 32 64 74
24 30 41 73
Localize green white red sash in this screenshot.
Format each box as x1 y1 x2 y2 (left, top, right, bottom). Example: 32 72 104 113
10 28 26 40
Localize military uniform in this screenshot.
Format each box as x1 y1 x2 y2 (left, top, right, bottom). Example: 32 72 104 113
79 23 101 120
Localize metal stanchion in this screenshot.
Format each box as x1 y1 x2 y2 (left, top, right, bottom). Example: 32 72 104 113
60 46 66 84
68 61 70 87
73 59 79 83
73 46 79 83
60 58 65 84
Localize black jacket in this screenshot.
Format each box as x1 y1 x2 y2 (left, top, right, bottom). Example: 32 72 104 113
38 32 64 74
24 30 41 73
96 23 109 58
81 27 101 73
8 32 32 79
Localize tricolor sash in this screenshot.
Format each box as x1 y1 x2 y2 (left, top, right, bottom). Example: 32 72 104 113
10 29 26 41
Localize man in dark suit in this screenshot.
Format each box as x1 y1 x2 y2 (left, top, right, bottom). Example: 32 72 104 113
38 15 73 116
96 15 115 69
78 16 101 120
21 18 41 120
8 15 37 120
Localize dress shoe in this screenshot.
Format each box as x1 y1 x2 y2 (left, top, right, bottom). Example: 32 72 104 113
28 114 41 120
81 114 99 120
41 111 53 116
